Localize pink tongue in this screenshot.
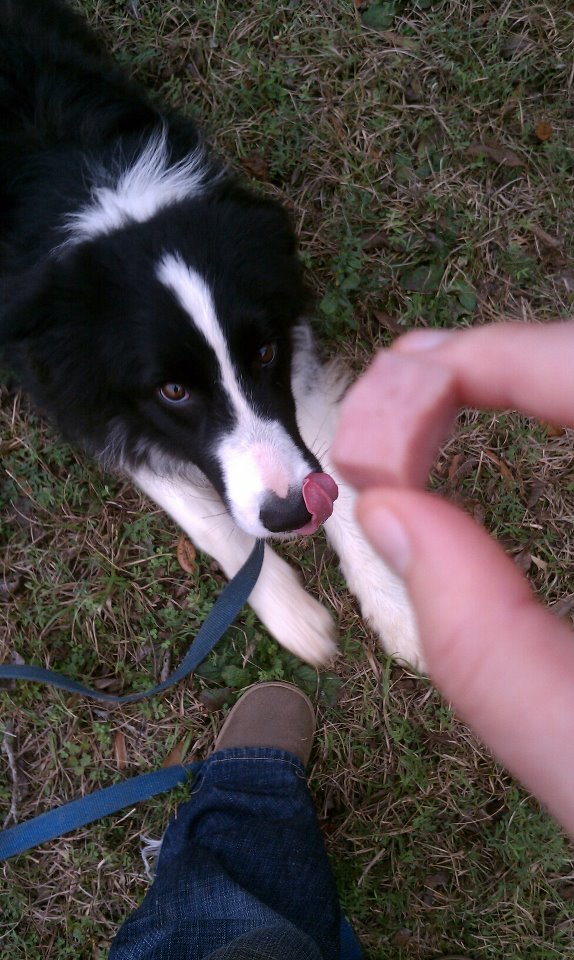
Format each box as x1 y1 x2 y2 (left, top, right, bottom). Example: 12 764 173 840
298 472 339 533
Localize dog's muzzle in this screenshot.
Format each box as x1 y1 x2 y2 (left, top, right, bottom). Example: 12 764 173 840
259 471 339 535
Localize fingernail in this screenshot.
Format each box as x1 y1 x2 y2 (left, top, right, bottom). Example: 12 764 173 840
363 504 411 577
396 329 454 353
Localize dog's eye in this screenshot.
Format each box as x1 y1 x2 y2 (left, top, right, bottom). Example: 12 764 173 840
258 343 276 367
158 383 190 403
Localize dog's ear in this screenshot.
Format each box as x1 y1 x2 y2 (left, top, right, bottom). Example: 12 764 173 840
0 261 56 345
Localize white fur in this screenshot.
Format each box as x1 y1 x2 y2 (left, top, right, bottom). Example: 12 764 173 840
156 256 317 537
292 351 423 669
128 462 337 665
60 130 216 246
157 255 250 419
127 327 422 670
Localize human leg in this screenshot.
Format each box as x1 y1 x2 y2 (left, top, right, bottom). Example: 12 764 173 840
109 684 342 960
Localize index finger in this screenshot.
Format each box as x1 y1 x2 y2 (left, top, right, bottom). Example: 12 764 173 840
332 320 574 491
395 320 574 427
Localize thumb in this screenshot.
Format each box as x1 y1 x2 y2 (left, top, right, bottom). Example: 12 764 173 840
357 488 574 837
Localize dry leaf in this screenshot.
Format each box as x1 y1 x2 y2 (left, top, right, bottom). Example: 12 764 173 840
379 31 418 51
176 535 197 574
447 453 462 483
198 687 233 712
448 456 477 484
557 882 574 901
361 229 391 252
241 154 269 182
527 480 545 510
114 730 127 770
466 143 524 168
526 224 563 251
93 676 122 691
0 439 21 453
424 871 449 890
551 595 574 619
160 649 171 683
392 929 413 948
372 310 403 336
534 121 553 142
0 575 24 601
403 77 423 103
483 448 514 485
541 420 566 438
472 501 486 525
513 549 532 573
554 269 574 293
502 34 532 58
161 737 189 768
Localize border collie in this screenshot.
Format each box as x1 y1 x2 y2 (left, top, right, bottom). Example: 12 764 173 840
0 0 420 668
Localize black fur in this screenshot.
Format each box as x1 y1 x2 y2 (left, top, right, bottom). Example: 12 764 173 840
0 0 318 518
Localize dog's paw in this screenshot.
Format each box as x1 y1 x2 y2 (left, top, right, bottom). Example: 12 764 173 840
271 591 337 666
250 553 337 666
358 570 424 672
347 549 424 671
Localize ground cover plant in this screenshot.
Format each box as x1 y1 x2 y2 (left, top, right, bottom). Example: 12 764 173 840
1 0 574 956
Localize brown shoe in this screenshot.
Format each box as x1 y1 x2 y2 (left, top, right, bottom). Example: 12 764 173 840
213 682 316 766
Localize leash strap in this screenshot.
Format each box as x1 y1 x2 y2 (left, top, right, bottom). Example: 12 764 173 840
0 540 263 859
0 762 203 860
0 539 264 703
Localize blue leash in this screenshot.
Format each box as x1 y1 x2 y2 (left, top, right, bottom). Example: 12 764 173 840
0 761 203 860
0 540 264 859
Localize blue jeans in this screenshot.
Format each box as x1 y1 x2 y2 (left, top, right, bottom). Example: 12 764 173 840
109 748 362 960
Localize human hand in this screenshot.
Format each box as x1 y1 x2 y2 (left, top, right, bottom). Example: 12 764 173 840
331 321 574 836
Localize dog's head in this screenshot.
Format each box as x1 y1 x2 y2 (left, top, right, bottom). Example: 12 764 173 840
1 186 337 537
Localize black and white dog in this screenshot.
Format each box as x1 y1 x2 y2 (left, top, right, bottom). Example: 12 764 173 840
0 0 420 668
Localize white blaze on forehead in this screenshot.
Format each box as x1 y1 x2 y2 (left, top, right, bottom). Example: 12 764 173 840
157 252 251 418
156 253 315 535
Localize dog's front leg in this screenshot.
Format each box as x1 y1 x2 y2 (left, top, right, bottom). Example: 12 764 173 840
128 466 337 666
323 481 423 669
294 356 424 670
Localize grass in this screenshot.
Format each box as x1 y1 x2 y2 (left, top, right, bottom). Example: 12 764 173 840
1 0 574 957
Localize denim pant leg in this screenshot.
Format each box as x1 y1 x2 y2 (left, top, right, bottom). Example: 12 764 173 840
109 748 341 960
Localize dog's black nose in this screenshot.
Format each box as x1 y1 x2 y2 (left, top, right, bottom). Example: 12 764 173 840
259 489 312 534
